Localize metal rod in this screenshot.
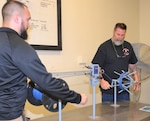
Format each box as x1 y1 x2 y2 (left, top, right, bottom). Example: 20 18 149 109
58 100 62 121
114 79 117 106
92 85 96 119
111 79 120 107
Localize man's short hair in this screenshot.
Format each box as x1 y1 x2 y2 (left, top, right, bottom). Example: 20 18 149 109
2 0 26 21
114 23 127 30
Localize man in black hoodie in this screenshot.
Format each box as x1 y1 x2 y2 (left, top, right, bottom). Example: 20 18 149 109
0 1 87 120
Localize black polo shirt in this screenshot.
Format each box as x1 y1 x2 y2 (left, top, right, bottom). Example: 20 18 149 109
92 39 138 94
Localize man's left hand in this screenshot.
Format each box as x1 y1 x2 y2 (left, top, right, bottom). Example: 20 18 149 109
133 82 141 92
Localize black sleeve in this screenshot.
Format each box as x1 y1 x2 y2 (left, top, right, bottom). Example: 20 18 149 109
92 44 106 67
129 44 138 64
11 40 81 104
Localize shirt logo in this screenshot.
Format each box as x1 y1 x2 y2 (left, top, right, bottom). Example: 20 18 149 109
123 48 129 56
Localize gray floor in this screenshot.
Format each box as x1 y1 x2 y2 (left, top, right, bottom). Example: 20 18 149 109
31 101 150 121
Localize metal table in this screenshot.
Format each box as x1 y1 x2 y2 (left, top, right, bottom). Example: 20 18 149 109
31 101 150 121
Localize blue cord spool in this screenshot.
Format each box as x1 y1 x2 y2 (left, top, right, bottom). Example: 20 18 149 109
118 72 132 91
33 88 43 100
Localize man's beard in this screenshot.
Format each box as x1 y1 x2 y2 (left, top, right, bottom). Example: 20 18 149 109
20 22 28 40
113 39 124 46
20 30 28 40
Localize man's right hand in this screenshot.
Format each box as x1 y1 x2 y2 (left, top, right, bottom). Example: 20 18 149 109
100 79 111 90
80 93 88 105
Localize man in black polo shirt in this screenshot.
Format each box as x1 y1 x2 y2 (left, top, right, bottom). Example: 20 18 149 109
92 23 140 102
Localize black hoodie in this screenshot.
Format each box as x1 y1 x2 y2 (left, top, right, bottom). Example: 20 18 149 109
0 27 81 120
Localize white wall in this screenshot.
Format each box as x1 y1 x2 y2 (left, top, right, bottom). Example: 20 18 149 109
138 0 150 104
140 0 150 45
36 0 139 71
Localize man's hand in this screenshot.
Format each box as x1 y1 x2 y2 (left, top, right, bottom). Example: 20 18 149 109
80 93 88 105
100 79 111 90
133 82 141 92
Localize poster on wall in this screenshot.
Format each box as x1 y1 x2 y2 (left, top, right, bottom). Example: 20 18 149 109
3 0 62 50
0 1 7 26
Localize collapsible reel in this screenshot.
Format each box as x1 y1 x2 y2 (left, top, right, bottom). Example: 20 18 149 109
111 70 135 94
27 83 42 106
27 79 68 112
